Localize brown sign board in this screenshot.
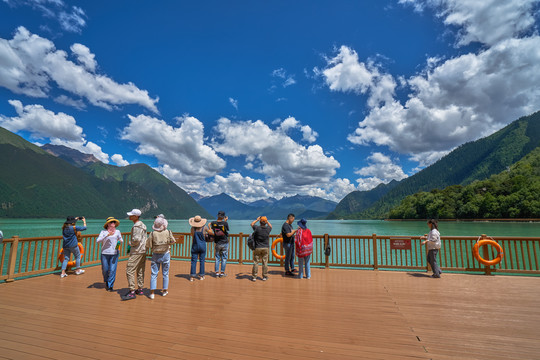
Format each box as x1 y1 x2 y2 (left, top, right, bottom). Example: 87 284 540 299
390 238 411 250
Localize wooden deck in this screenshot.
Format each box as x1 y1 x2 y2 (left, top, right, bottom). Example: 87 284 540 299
1 262 539 360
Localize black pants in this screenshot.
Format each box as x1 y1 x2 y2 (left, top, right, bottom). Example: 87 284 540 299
427 249 441 276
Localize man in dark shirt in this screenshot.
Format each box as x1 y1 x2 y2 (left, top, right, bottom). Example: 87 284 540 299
250 216 272 281
281 213 297 276
208 211 229 277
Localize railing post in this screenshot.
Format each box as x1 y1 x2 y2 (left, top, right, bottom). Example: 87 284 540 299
372 233 378 270
6 236 19 283
324 234 330 269
481 234 492 275
239 233 244 265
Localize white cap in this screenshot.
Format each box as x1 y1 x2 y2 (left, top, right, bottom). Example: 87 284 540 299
127 209 142 217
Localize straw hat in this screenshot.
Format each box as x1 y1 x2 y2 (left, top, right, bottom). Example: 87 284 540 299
188 215 207 228
103 216 120 229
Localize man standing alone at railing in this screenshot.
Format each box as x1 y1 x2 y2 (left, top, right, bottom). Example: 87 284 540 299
124 209 147 300
251 216 272 282
281 213 297 276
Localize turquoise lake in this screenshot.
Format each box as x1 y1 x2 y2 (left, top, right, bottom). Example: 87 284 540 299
1 218 539 239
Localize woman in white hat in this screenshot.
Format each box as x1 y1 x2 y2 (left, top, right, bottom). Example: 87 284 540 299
96 217 123 291
189 215 208 281
147 215 176 299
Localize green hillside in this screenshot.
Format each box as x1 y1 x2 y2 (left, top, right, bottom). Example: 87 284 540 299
83 162 210 219
0 128 210 219
388 146 540 219
328 110 540 219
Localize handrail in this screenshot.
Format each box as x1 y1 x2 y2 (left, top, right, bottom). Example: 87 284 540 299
1 232 539 282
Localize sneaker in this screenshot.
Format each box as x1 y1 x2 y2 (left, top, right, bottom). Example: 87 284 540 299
262 277 267 281
123 292 136 300
149 293 155 300
108 287 114 292
135 289 144 295
432 274 441 278
162 291 168 297
306 277 311 280
60 273 68 278
199 275 205 280
291 269 297 272
189 277 194 282
285 271 293 276
216 272 222 277
251 277 257 282
75 269 85 275
220 273 227 277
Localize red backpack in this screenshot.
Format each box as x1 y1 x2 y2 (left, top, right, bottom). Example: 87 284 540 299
295 228 313 258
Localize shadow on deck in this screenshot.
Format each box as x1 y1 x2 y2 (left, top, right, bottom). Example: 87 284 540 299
0 261 539 360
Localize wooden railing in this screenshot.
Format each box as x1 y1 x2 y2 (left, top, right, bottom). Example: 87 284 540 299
1 232 539 282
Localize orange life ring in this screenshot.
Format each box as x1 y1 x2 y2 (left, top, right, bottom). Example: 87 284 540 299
473 239 503 266
271 238 286 260
59 243 85 268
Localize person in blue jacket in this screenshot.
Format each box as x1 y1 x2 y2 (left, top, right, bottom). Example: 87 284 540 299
189 215 208 281
60 216 87 278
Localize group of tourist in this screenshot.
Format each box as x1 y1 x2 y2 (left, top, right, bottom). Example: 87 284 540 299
60 209 443 299
60 210 177 300
188 212 314 282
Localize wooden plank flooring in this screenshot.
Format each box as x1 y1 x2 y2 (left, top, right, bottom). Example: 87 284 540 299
1 261 539 359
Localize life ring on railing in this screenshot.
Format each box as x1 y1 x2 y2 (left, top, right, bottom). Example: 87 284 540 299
271 238 286 260
472 238 503 266
58 243 85 268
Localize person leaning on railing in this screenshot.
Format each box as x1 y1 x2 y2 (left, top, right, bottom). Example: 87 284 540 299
60 216 87 278
421 219 442 278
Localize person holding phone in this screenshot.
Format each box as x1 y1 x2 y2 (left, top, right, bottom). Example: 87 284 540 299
60 216 87 278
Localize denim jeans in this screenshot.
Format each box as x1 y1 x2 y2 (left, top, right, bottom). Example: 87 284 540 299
190 251 206 277
62 245 81 271
215 243 228 273
283 241 295 272
298 255 311 279
427 249 442 276
101 253 119 288
151 252 171 290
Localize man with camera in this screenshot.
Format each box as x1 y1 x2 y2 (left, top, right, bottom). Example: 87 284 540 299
60 216 87 278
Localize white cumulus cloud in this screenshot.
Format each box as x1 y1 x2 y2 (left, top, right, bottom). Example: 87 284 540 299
0 99 110 163
399 0 539 46
211 117 338 195
111 154 129 167
0 27 159 112
354 152 408 190
319 1 540 168
121 114 226 186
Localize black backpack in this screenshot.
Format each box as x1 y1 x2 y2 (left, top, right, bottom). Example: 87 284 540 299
211 222 226 238
247 233 256 251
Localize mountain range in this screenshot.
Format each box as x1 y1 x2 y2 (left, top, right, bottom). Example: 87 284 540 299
0 127 210 219
328 110 540 219
196 193 337 220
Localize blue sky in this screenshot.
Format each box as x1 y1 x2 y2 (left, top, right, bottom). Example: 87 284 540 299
1 0 539 202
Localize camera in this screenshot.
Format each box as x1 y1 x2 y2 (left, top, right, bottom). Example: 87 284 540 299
76 216 84 220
